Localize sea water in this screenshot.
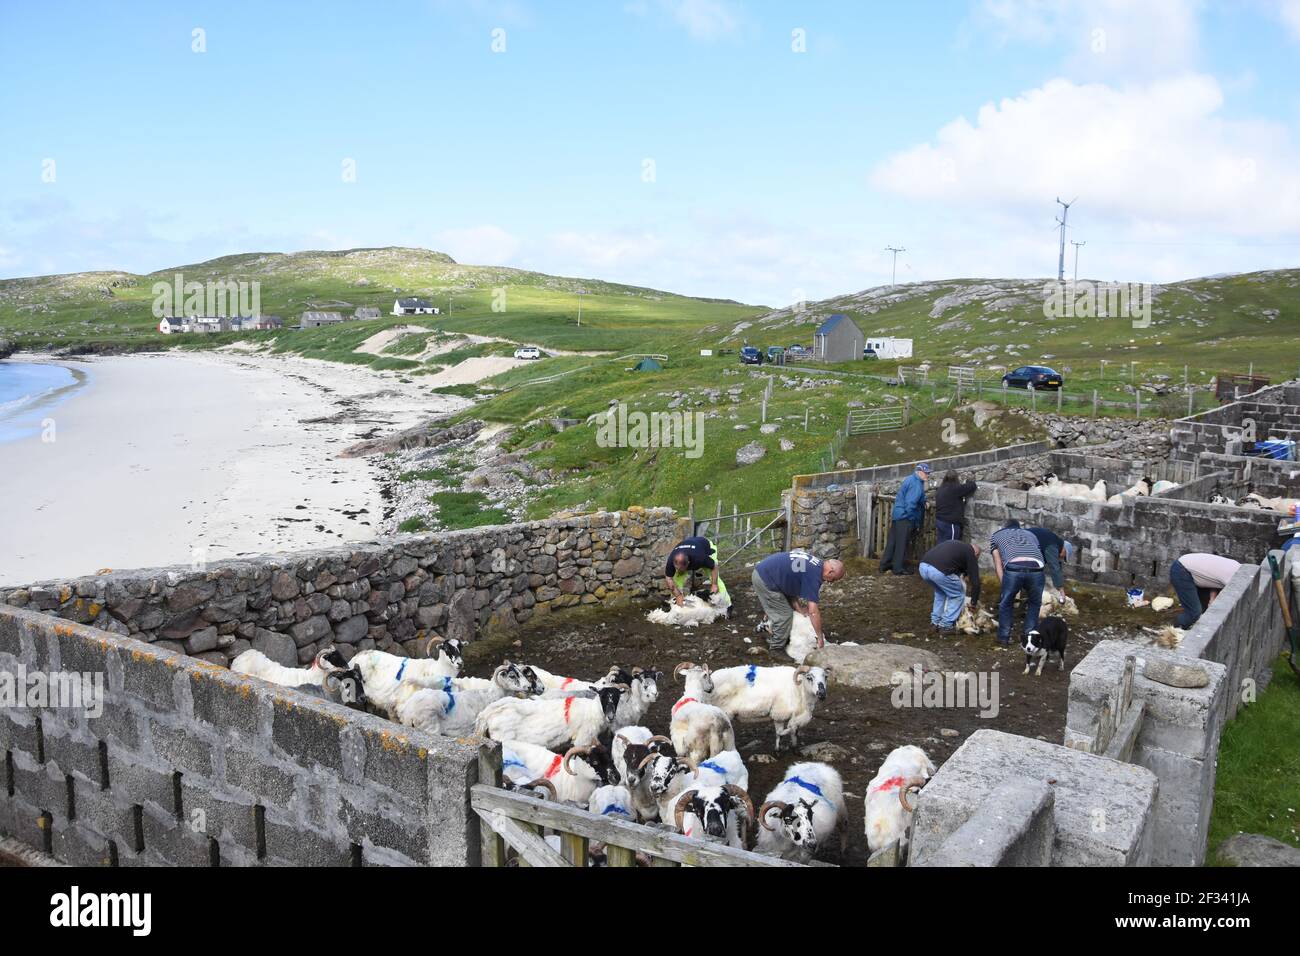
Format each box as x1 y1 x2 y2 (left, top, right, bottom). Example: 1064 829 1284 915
0 361 86 444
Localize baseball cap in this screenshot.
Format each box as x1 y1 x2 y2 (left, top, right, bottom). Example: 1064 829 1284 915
917 463 932 474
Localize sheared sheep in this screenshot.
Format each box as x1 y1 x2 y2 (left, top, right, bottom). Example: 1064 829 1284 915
646 593 730 627
703 663 830 753
865 745 935 853
231 646 347 688
756 762 847 863
475 683 630 749
391 662 542 735
784 611 820 664
1031 474 1108 502
954 601 996 635
1151 480 1179 495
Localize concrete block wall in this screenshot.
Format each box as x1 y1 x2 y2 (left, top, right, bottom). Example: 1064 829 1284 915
0 605 479 867
0 508 688 667
1066 641 1228 866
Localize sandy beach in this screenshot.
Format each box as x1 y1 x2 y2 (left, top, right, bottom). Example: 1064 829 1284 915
0 351 471 586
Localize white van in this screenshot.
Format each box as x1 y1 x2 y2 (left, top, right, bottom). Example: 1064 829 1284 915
514 346 542 360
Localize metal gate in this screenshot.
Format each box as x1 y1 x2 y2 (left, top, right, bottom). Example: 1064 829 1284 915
847 406 905 435
693 505 789 566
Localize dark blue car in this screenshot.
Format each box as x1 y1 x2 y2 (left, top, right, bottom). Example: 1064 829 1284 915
1002 365 1063 390
740 346 764 365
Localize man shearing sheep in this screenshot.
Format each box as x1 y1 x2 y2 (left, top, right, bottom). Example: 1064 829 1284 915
752 550 846 653
663 536 725 606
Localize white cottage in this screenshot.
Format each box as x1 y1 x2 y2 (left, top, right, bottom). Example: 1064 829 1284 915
392 297 439 316
158 317 187 334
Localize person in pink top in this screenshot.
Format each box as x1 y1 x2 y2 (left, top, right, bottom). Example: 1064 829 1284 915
1170 553 1242 628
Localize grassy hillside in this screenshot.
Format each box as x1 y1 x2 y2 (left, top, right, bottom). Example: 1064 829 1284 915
3 248 1296 520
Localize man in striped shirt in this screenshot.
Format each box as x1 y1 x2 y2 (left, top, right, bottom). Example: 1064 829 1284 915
989 519 1046 647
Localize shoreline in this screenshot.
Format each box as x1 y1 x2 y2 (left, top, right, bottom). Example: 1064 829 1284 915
0 349 475 586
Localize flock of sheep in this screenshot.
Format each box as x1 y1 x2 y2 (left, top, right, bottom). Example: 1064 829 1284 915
230 637 934 864
1026 471 1299 514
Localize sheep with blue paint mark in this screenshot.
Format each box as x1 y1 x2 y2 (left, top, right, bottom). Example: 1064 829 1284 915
392 661 542 736
756 762 847 863
346 637 466 714
702 662 830 753
500 740 620 805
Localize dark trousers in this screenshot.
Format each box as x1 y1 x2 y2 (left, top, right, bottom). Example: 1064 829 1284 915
879 518 915 573
998 568 1044 644
1170 559 1213 629
935 519 962 542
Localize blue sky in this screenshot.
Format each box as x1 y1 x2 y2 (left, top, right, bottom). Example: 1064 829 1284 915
2 0 1299 305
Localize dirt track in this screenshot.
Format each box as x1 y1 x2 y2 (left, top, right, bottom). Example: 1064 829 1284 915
464 559 1176 866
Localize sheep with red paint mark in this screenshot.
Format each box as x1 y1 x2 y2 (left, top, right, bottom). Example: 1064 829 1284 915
864 745 936 853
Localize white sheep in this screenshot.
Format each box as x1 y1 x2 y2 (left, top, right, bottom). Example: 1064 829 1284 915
1151 480 1179 495
604 667 662 730
690 749 749 791
1107 476 1154 505
231 646 346 687
500 740 620 805
475 683 629 749
865 745 936 853
784 611 820 664
1238 492 1300 514
646 592 730 628
391 662 541 736
756 762 847 863
1039 587 1079 616
526 663 616 698
671 784 755 848
587 785 637 821
705 663 830 753
954 601 996 635
668 663 736 764
1031 474 1108 502
347 638 466 714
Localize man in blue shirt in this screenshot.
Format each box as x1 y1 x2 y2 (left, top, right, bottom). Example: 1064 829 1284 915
752 550 846 652
1026 526 1075 594
879 463 931 575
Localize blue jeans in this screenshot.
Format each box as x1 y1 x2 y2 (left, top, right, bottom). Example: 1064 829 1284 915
998 568 1044 644
919 562 966 627
935 519 962 542
1170 559 1212 629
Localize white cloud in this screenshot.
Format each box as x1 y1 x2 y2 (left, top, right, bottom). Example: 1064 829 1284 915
432 224 520 265
976 0 1203 78
871 74 1300 236
625 0 741 41
1281 0 1300 40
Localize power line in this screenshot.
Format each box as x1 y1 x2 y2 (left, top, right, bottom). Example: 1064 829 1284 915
1054 196 1076 281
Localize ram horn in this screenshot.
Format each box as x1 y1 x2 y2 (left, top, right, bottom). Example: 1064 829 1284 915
321 672 342 693
614 733 632 748
563 746 592 775
314 649 341 672
898 776 928 813
673 662 694 682
673 789 699 833
646 735 673 748
424 635 445 658
523 778 557 800
724 784 756 823
757 801 790 831
793 664 811 684
637 751 662 772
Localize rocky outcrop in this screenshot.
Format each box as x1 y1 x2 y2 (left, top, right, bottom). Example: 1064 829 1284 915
339 418 482 458
0 339 16 360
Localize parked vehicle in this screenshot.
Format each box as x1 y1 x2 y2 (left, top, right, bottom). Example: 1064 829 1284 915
1002 365 1064 390
786 344 811 360
766 346 785 364
864 336 913 360
862 347 878 360
740 345 764 365
514 346 542 360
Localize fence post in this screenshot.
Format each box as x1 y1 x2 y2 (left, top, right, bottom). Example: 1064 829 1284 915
1030 386 1037 412
478 743 506 867
1092 389 1098 418
1135 389 1142 418
804 407 809 432
1187 389 1194 417
1057 388 1062 412
1002 381 1008 405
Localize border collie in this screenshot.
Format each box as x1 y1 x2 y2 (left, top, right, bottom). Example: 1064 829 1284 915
1022 617 1068 676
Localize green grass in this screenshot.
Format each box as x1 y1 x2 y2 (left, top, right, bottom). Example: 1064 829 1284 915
425 491 511 530
397 516 429 533
396 466 456 484
1208 656 1300 864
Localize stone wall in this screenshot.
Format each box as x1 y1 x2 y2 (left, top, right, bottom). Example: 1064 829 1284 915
0 605 479 866
0 508 688 668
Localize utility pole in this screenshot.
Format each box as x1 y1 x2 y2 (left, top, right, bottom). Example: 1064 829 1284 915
577 289 587 327
1055 197 1075 281
1070 240 1086 284
885 246 906 286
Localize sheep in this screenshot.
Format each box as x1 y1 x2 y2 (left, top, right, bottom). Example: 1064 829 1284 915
669 663 736 764
1030 474 1108 502
756 762 847 863
672 784 755 848
954 601 996 635
784 611 820 664
691 748 749 791
642 751 699 822
346 637 467 714
587 785 637 821
527 663 616 698
293 667 370 710
1039 587 1079 617
1209 490 1233 505
231 646 347 688
391 662 543 736
1151 480 1179 495
475 683 629 749
646 593 729 628
865 745 935 853
1107 476 1154 505
1238 492 1300 514
500 740 620 805
604 666 662 730
704 663 830 753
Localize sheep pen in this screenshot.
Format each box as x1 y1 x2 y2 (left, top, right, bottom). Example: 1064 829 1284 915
460 559 1168 866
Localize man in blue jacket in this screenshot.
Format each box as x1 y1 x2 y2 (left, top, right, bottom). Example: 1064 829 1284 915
879 462 931 575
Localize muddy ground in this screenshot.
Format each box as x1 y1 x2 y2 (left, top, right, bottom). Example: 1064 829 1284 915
463 558 1178 866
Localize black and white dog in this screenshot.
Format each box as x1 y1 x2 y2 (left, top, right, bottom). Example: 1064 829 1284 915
1022 617 1069 676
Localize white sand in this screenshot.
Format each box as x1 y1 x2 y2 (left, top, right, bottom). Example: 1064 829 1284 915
0 352 469 586
421 356 527 386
